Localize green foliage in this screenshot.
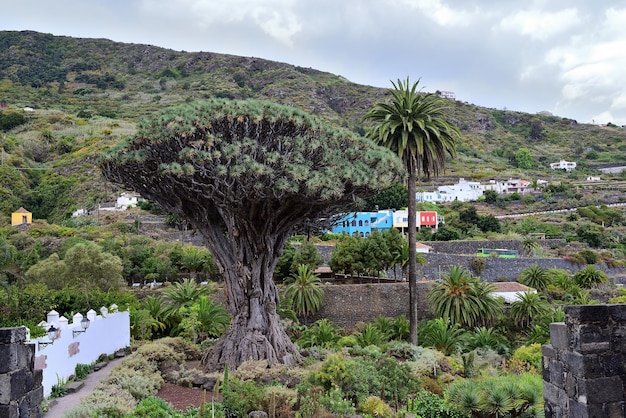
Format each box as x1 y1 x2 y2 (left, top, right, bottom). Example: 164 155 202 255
73 363 93 381
298 318 342 349
470 256 487 276
25 241 125 292
0 110 28 131
283 264 324 323
511 343 543 373
510 291 551 329
446 373 544 418
291 241 323 273
515 147 535 169
360 395 393 418
363 181 408 211
573 265 608 288
419 318 464 355
353 323 388 347
222 377 265 418
404 391 464 418
427 266 503 328
329 233 365 277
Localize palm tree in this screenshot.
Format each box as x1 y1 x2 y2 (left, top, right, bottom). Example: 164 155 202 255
521 235 540 257
283 264 324 325
398 241 428 280
518 264 552 291
161 278 212 309
573 265 608 289
510 292 551 330
364 77 459 344
427 266 503 328
419 318 464 355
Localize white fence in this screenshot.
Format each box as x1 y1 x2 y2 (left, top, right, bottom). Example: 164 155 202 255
28 306 131 397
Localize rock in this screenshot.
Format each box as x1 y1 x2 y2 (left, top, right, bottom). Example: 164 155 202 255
248 412 268 418
201 377 217 391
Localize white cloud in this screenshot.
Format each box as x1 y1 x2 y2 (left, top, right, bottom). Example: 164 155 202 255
498 8 580 40
139 0 302 46
397 0 481 27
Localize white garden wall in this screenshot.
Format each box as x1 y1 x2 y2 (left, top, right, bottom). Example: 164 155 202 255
28 306 131 397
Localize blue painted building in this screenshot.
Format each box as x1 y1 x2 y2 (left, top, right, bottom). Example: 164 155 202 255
330 210 394 237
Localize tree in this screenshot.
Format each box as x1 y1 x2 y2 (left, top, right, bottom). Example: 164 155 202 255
25 242 125 292
329 234 364 278
100 98 401 370
510 292 551 329
361 230 392 277
573 265 608 289
363 78 459 345
283 264 324 325
518 264 551 291
515 147 534 169
521 235 540 257
427 266 503 328
363 182 408 211
290 241 323 273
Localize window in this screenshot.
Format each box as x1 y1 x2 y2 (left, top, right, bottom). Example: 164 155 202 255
364 220 369 226
351 220 356 227
358 220 363 226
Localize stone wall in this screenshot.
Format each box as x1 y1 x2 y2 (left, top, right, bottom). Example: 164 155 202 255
421 253 584 282
308 282 435 331
0 328 43 418
426 239 565 255
543 305 626 417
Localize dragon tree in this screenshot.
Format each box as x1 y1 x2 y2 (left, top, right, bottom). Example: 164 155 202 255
100 99 403 370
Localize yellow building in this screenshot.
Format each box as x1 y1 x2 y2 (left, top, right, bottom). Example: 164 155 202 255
11 207 32 226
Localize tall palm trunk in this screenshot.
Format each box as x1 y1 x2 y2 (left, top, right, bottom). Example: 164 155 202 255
407 168 418 345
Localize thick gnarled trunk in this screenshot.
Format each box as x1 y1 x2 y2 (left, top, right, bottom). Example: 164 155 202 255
200 219 301 371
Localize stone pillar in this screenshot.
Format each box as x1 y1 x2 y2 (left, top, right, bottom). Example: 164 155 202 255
0 327 43 418
543 305 626 418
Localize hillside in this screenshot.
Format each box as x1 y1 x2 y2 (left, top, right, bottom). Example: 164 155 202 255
1 30 626 222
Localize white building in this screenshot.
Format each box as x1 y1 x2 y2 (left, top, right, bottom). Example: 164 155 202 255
416 178 483 203
483 178 531 195
550 160 576 172
116 192 142 210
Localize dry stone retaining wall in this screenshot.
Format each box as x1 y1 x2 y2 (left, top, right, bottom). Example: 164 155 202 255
308 282 434 331
543 305 626 417
0 328 43 418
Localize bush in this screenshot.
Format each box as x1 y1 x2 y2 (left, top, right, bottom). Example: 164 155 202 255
360 396 393 418
470 257 487 275
510 343 542 373
405 391 464 418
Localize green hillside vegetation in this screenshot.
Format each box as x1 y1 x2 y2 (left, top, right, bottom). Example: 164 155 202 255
1 31 626 223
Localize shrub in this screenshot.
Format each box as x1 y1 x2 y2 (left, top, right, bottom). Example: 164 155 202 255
261 385 297 417
360 396 393 418
353 323 388 347
510 343 542 373
74 363 92 381
67 382 137 417
405 391 464 418
319 387 356 416
222 378 265 418
470 256 487 275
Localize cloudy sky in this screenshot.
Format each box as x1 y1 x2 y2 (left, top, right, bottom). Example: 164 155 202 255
3 0 626 125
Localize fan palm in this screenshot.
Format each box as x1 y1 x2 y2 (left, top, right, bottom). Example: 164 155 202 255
364 77 459 344
283 264 324 325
